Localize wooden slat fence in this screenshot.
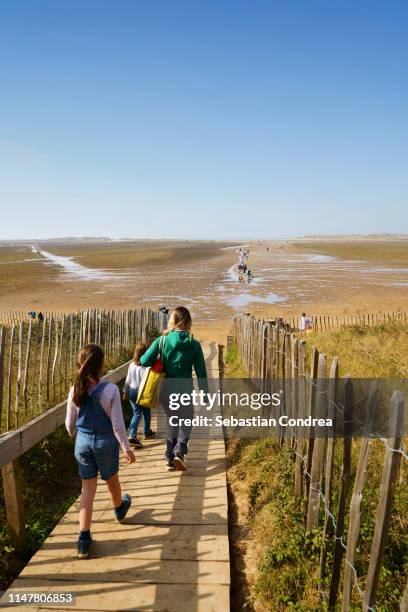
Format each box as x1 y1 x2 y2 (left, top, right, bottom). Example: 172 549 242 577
231 313 407 611
0 308 167 435
287 310 407 333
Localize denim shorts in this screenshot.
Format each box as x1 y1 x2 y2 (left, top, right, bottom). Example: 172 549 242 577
75 431 119 481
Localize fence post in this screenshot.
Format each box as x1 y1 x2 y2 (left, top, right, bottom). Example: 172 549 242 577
14 321 24 428
306 353 327 531
294 340 306 496
6 324 16 431
342 383 378 610
319 356 339 580
363 391 405 611
23 319 32 415
0 327 6 429
305 346 319 499
328 377 353 609
227 336 233 353
401 576 408 612
1 458 28 556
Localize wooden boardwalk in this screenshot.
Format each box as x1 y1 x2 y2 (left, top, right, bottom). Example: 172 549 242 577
2 342 230 611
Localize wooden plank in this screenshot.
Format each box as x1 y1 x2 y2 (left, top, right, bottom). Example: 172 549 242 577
1 458 27 555
14 322 24 428
363 391 405 611
2 580 230 612
20 557 230 584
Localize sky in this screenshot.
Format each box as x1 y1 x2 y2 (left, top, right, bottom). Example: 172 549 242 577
0 0 407 240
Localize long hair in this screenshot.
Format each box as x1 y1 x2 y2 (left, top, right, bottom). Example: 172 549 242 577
73 344 105 406
168 306 192 331
133 341 149 365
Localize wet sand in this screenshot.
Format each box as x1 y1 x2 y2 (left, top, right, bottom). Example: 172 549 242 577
1 239 407 343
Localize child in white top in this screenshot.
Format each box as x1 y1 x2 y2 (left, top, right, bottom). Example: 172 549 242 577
123 341 155 447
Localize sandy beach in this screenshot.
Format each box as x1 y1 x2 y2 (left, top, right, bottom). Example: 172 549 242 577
1 239 407 343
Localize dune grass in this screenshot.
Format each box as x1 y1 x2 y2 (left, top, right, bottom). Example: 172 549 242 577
226 321 408 610
304 320 408 378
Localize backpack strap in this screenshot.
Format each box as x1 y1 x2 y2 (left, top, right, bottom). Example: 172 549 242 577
158 335 166 361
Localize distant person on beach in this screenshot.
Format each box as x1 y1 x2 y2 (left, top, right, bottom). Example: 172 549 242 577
159 305 169 315
299 312 307 331
140 306 208 472
28 311 36 319
305 315 314 333
37 312 44 321
123 341 155 448
65 344 135 559
277 316 285 329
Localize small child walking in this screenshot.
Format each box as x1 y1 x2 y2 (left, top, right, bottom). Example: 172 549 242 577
123 341 155 447
65 344 135 559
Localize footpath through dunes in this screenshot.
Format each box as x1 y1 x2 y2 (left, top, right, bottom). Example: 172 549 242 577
1 342 230 612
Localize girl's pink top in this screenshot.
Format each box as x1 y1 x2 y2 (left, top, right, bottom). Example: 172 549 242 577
65 381 129 452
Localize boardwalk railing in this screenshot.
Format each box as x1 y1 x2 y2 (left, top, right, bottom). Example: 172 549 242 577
0 307 167 557
231 313 407 611
0 308 167 435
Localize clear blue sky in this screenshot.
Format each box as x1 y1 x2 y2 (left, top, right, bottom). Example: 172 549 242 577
1 0 407 240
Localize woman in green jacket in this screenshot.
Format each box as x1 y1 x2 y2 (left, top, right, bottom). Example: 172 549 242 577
140 306 208 471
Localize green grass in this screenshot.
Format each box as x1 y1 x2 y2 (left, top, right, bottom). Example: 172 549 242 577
228 438 408 611
305 320 408 378
225 341 248 378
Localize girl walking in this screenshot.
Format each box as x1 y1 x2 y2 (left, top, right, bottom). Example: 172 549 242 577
140 306 208 471
65 344 135 559
123 341 155 447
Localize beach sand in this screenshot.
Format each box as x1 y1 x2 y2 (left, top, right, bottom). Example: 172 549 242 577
1 239 407 344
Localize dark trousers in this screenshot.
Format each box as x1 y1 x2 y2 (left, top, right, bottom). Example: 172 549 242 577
159 379 194 459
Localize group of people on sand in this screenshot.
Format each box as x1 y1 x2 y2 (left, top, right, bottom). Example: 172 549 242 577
65 306 207 559
28 310 44 320
237 247 254 282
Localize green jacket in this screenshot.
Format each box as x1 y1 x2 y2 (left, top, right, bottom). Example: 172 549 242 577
140 331 208 389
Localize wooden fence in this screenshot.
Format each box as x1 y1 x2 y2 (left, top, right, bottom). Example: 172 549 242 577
231 313 407 611
0 311 66 326
287 310 407 333
0 308 167 434
0 307 167 558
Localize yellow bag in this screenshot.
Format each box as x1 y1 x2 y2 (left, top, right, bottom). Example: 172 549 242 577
137 336 166 408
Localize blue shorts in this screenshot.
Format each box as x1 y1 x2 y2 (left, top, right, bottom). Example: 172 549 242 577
74 431 119 481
